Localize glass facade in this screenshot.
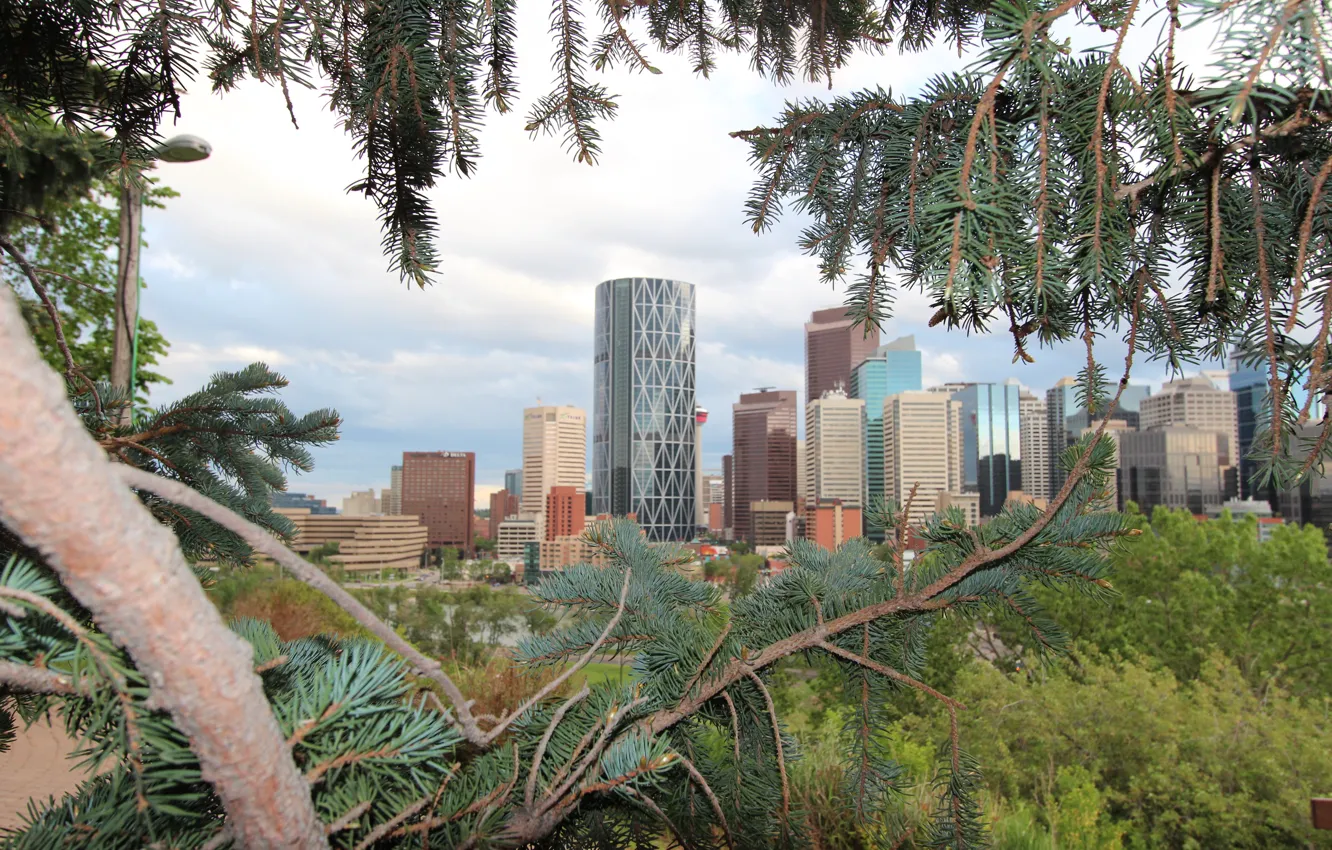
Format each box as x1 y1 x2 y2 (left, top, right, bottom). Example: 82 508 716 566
1047 381 1150 495
849 337 922 539
954 383 1023 516
592 278 697 541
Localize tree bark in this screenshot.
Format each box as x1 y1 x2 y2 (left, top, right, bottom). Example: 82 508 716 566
0 286 326 848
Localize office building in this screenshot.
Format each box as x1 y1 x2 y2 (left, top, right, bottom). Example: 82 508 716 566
722 454 734 535
805 389 866 509
806 499 862 548
805 307 880 405
1046 377 1150 496
708 503 725 533
488 488 519 540
341 489 380 516
883 392 963 527
1228 354 1326 504
545 485 586 540
935 491 981 527
386 465 403 515
1141 377 1238 497
521 404 587 516
504 469 523 499
850 336 923 536
496 518 538 563
1120 427 1227 515
954 382 1023 516
273 510 428 576
695 407 708 528
401 451 476 556
795 439 806 507
731 390 798 543
592 278 697 541
1081 419 1132 510
272 492 337 515
751 501 796 546
1018 391 1049 501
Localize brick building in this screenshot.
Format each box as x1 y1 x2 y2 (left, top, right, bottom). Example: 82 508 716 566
401 451 475 557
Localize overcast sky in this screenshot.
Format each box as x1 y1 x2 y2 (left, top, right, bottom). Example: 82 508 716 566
140 7 1221 508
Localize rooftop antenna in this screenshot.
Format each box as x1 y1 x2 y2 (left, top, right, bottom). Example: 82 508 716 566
754 386 775 393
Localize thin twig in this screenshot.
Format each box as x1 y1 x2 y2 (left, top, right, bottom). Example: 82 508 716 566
1289 151 1332 332
818 640 965 710
325 800 372 835
679 619 731 699
743 669 789 830
675 754 734 847
525 683 590 807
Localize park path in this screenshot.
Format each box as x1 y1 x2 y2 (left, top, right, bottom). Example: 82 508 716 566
0 715 96 831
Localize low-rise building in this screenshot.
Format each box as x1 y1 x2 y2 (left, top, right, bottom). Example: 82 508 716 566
805 499 862 549
272 509 427 575
496 518 538 563
751 501 795 546
934 492 981 527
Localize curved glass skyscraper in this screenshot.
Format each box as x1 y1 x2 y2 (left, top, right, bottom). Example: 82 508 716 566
592 278 696 541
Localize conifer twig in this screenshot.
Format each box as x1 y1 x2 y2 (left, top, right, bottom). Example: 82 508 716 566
675 754 734 846
743 669 789 829
111 465 488 747
526 683 590 806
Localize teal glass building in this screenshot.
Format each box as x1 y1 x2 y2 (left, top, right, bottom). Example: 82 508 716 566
849 336 922 538
953 382 1024 517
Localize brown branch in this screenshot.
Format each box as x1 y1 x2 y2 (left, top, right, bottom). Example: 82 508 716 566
1089 0 1138 285
818 640 965 710
112 465 486 747
744 669 789 830
622 787 686 847
1230 0 1302 123
720 688 742 806
1205 156 1226 302
1288 151 1332 332
676 754 734 847
679 619 731 699
0 286 326 847
1251 155 1285 473
526 683 591 807
0 659 93 699
325 800 372 835
483 564 633 744
351 795 431 849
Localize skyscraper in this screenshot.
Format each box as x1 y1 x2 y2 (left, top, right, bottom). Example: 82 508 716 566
386 465 403 515
731 390 798 543
504 469 523 499
1141 377 1239 497
1120 427 1227 514
1018 390 1050 500
805 307 880 407
953 382 1023 516
1228 354 1324 503
1046 377 1151 496
401 451 475 556
695 407 708 529
849 335 923 536
521 404 587 517
805 389 866 509
721 454 733 535
883 392 963 527
592 278 697 541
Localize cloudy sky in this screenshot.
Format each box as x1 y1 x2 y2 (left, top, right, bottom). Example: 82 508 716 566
139 6 1220 508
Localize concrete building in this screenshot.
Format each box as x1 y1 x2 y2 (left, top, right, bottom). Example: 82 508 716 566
496 518 538 563
521 404 587 517
850 335 923 538
488 489 519 540
545 485 586 540
1141 377 1239 497
806 499 862 548
707 502 725 533
1046 377 1151 497
1080 419 1132 510
401 451 475 556
386 465 403 515
884 392 964 527
731 390 799 543
274 510 427 575
504 469 523 499
341 489 380 516
805 389 866 510
721 454 734 536
935 491 981 527
751 500 795 546
1119 427 1227 515
1018 391 1049 502
805 306 880 407
592 278 697 541
951 382 1023 517
694 407 709 528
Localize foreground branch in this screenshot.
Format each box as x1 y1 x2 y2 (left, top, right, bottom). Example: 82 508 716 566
0 286 327 848
113 466 489 747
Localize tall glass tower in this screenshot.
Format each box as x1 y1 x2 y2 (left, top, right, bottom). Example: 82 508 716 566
849 336 922 539
592 278 697 541
954 382 1023 517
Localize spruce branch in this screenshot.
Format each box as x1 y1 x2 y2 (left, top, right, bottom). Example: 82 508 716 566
112 464 488 746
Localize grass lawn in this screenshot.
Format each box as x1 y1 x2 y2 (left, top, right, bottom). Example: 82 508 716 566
572 660 637 689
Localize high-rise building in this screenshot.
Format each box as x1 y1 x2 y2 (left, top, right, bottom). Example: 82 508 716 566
504 469 523 498
952 382 1023 516
805 389 866 510
850 335 923 536
795 439 807 507
341 489 380 516
1227 355 1328 504
1046 377 1151 496
1141 377 1238 497
695 407 708 529
521 405 587 516
592 278 697 541
732 390 798 543
401 451 475 556
387 465 403 515
883 392 963 527
488 488 518 540
1018 391 1050 501
805 307 881 406
545 486 586 540
1119 427 1227 515
721 454 734 535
